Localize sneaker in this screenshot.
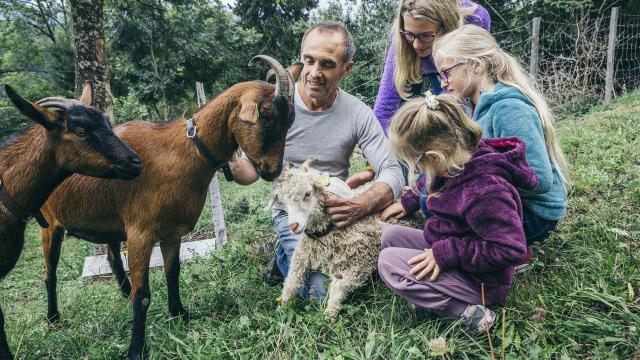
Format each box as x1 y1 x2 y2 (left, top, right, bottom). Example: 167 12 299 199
263 251 284 287
462 305 496 333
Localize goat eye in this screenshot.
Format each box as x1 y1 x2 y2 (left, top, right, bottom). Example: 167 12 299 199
304 191 311 198
74 127 86 137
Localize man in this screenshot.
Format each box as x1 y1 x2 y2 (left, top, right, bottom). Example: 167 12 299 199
229 22 404 299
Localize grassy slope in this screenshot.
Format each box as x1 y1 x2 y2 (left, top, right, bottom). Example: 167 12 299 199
1 92 639 359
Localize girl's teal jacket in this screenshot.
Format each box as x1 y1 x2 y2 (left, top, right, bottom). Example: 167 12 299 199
474 83 567 221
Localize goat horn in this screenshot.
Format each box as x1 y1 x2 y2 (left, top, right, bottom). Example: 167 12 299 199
265 69 276 83
266 63 302 99
249 55 289 98
36 97 83 110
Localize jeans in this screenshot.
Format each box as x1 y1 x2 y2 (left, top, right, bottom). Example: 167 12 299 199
522 206 558 244
273 210 327 300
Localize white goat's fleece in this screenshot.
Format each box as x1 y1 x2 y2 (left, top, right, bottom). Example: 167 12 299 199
325 177 354 200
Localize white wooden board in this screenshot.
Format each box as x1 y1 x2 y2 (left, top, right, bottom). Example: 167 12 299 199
81 238 215 278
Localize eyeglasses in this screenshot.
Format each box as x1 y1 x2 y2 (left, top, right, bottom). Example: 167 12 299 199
438 62 465 83
413 153 427 172
400 29 438 44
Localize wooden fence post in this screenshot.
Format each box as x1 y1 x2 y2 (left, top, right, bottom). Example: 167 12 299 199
605 7 619 103
530 17 541 81
196 82 228 248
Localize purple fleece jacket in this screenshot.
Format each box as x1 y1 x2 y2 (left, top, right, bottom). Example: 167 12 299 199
374 0 491 133
400 172 426 215
425 138 537 304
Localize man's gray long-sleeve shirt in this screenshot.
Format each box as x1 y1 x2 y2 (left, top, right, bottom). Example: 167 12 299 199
271 85 404 212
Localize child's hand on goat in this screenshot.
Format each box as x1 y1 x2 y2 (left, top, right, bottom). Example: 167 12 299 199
408 249 441 281
379 201 407 221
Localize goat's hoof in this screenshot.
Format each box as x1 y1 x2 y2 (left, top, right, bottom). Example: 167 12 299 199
181 310 191 324
170 308 190 324
324 307 340 320
127 344 149 360
281 290 295 303
46 312 60 325
127 352 146 360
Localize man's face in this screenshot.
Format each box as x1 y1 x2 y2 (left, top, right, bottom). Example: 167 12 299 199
299 29 352 109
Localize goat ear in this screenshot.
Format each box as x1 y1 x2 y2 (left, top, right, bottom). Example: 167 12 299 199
238 95 259 124
301 158 317 172
5 85 61 130
288 62 303 81
79 81 94 107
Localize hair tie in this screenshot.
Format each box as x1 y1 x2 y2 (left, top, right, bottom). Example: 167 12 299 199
424 90 439 110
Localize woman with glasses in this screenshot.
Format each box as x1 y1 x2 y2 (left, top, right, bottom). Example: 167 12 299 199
346 0 490 207
373 0 490 134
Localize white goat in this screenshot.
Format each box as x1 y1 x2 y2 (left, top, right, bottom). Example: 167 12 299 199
273 159 387 318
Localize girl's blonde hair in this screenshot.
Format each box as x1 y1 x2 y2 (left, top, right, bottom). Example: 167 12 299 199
393 0 474 99
432 25 570 186
388 94 483 188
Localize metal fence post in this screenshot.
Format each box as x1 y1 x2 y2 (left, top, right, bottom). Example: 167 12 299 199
530 17 541 81
605 7 619 103
196 82 228 248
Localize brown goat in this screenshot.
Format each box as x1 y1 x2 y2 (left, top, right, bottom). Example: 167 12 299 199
39 56 302 359
0 83 141 360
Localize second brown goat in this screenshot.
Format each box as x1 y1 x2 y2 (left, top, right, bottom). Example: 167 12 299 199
39 56 301 360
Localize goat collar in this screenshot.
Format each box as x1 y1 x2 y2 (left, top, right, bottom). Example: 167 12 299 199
304 222 334 243
186 117 234 181
0 179 49 228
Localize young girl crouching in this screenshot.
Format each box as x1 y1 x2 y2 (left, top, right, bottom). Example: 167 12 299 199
378 92 537 331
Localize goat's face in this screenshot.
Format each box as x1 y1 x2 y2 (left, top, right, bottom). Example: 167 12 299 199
274 163 326 234
230 84 293 182
229 57 303 182
5 84 142 180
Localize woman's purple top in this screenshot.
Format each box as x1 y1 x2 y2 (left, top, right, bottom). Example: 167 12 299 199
373 0 491 133
424 138 537 304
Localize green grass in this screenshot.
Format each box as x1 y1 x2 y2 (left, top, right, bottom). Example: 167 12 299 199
2 91 640 359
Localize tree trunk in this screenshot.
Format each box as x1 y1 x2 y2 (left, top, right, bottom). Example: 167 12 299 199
70 0 114 120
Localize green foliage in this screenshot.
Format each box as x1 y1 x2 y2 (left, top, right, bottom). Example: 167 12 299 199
0 0 74 138
233 0 318 66
1 90 639 359
310 0 396 107
106 0 261 121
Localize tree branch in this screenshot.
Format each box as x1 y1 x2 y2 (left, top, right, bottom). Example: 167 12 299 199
35 0 56 43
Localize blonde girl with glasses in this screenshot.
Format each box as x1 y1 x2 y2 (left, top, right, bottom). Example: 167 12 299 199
432 25 569 255
378 92 537 332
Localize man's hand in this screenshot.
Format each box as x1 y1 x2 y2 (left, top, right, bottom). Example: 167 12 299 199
380 201 407 221
408 248 441 281
228 151 259 185
324 196 372 228
324 182 394 228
